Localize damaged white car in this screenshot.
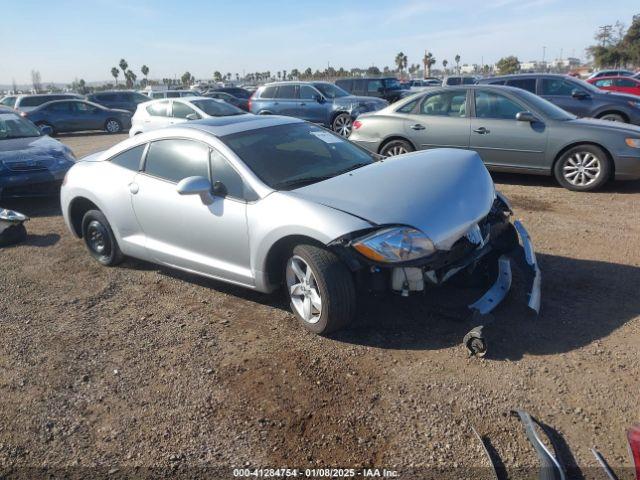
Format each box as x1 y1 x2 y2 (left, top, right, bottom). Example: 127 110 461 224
60 116 540 353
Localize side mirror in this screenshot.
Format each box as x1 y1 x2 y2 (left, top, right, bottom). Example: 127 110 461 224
186 113 200 121
515 111 540 123
176 176 213 204
39 125 53 136
212 180 228 197
571 89 589 99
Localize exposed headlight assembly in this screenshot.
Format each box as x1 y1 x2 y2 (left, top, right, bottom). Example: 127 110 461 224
352 227 435 263
625 138 640 148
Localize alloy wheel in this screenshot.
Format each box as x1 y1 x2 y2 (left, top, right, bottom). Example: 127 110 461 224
286 255 322 324
386 145 409 156
106 120 121 133
563 151 601 188
333 115 353 137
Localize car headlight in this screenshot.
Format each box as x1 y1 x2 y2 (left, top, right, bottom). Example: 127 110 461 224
352 227 435 263
625 138 640 148
628 101 640 109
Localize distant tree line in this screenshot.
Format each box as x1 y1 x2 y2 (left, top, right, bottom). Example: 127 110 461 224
587 14 640 67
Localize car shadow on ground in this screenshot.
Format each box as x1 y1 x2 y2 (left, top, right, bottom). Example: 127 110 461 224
491 172 640 194
123 251 639 361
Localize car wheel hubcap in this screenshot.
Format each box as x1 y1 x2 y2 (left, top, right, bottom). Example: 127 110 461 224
87 221 110 255
107 121 120 132
563 152 601 187
333 115 352 137
286 256 322 324
386 144 408 156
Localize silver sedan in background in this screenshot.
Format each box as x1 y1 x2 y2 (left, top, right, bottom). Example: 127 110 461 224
129 96 250 136
61 115 539 354
349 85 640 191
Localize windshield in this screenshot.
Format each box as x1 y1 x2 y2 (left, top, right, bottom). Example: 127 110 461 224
312 83 350 99
221 123 375 190
191 99 245 116
517 89 576 121
0 114 41 139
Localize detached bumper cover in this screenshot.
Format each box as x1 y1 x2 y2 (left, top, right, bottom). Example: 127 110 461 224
468 220 541 315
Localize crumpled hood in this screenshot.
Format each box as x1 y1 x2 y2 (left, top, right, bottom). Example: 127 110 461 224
0 135 73 166
290 149 496 249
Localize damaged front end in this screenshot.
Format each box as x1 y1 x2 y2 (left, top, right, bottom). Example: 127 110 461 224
329 192 542 355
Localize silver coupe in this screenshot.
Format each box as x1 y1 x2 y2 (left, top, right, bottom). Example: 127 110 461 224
61 115 540 353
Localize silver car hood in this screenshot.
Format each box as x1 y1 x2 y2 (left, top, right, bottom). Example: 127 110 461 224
291 149 495 249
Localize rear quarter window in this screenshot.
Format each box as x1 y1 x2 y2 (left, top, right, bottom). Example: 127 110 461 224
259 86 277 98
110 144 146 171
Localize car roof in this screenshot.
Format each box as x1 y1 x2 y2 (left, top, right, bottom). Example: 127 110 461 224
590 75 639 81
178 114 302 137
16 93 80 98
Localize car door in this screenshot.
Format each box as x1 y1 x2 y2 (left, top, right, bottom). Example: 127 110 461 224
401 89 470 150
273 84 299 117
469 89 547 170
298 85 326 123
44 101 75 132
130 138 252 285
614 77 639 95
71 101 103 130
540 77 593 117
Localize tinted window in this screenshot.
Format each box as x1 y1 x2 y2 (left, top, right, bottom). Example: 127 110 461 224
221 123 374 190
1 96 16 107
0 113 41 139
445 77 461 86
111 144 145 171
383 78 402 90
211 149 245 199
46 102 72 112
133 92 150 103
20 96 55 107
353 79 366 92
145 139 209 182
336 79 352 91
260 86 277 98
172 101 198 119
616 78 637 87
474 91 523 119
367 80 383 93
461 77 476 85
313 83 349 98
397 98 418 113
506 78 536 92
299 85 318 100
488 80 506 85
73 101 98 112
146 101 170 116
541 78 579 96
419 91 467 117
166 92 181 98
275 85 297 99
151 92 165 99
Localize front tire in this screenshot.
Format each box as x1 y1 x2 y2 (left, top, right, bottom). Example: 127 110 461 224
598 112 626 123
81 210 124 266
553 145 611 191
380 139 414 157
332 113 353 137
105 118 122 133
285 244 356 335
35 122 56 136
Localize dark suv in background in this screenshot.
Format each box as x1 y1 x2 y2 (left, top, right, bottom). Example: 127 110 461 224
335 77 407 103
478 74 640 124
249 81 388 137
86 91 151 113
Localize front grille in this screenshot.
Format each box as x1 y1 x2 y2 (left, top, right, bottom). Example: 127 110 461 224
4 160 48 172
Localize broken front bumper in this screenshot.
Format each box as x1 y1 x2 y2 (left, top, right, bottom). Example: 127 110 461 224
468 220 541 316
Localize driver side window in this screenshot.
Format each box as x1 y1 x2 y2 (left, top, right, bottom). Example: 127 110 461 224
474 91 523 120
172 101 199 119
299 85 318 100
210 149 246 200
144 139 209 183
419 91 467 117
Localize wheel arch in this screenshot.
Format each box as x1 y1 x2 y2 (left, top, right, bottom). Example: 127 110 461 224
68 196 101 237
263 234 327 288
594 110 629 122
552 141 615 179
377 135 417 154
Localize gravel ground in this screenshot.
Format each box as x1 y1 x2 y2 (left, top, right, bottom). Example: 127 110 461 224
1 132 639 479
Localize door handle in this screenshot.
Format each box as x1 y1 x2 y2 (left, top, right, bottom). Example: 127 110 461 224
129 182 139 194
410 124 426 130
473 127 490 134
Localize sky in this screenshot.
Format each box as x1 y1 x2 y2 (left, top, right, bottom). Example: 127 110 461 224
3 0 639 85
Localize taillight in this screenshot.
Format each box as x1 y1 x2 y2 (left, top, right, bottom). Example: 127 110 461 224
248 93 255 111
628 424 640 480
352 120 362 130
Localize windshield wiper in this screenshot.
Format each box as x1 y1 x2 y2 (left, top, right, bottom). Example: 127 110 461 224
274 163 371 190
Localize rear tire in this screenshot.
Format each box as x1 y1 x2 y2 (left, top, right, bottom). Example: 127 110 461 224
598 112 626 123
81 210 124 266
35 122 56 136
332 113 353 137
380 139 414 157
553 144 611 191
285 244 356 335
105 118 122 133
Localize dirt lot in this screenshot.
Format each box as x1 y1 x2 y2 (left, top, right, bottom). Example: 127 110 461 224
1 132 639 479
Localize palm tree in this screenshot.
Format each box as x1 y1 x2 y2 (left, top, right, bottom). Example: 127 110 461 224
111 67 120 86
442 59 448 75
119 59 128 77
423 51 435 78
394 52 408 74
125 70 137 88
455 54 461 74
140 65 149 87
